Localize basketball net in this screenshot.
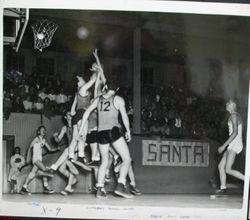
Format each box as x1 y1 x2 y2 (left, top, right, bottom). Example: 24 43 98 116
31 19 58 52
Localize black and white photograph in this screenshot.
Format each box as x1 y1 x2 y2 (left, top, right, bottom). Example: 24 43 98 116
1 1 250 220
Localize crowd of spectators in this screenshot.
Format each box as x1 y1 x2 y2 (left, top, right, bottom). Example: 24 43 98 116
3 70 229 141
139 84 228 141
3 71 73 120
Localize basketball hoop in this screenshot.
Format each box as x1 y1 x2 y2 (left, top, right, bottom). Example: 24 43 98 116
31 19 58 52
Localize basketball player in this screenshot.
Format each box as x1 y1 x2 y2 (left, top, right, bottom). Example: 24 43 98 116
68 71 97 163
215 98 245 195
8 146 25 193
53 112 80 195
20 126 59 195
79 81 133 199
87 48 106 166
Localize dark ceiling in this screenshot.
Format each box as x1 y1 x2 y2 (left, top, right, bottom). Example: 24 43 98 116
5 8 250 63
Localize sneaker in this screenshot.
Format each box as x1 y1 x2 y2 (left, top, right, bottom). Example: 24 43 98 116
65 186 74 193
88 160 101 167
43 186 55 194
114 183 134 199
60 190 68 196
96 187 107 199
215 188 227 196
20 186 31 195
130 185 142 196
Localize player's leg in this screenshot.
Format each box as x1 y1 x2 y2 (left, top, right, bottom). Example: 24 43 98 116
33 160 47 171
225 149 244 181
109 146 121 167
127 164 141 196
89 142 100 164
68 124 79 160
42 176 54 194
77 120 88 161
104 152 113 183
96 144 110 198
50 148 69 171
66 160 79 186
20 166 38 194
59 160 70 178
216 151 227 195
112 138 133 198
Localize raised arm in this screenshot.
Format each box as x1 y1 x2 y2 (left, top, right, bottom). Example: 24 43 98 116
79 97 99 135
70 94 77 116
93 49 106 85
44 141 60 152
54 126 67 143
116 96 131 142
79 72 97 96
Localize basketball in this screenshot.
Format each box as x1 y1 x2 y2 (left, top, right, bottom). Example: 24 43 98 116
37 33 45 40
76 26 89 40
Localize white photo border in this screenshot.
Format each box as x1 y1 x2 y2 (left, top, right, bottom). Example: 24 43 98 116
1 1 250 219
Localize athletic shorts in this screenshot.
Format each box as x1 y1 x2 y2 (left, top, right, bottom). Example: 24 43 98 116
228 143 243 154
86 130 98 144
97 126 123 145
72 109 85 125
32 154 42 164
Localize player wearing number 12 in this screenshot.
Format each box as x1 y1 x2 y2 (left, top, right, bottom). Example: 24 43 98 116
79 81 133 199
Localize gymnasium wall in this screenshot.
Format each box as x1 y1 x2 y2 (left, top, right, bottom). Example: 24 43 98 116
3 113 246 194
3 113 92 194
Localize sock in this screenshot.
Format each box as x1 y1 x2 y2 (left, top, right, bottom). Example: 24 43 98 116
130 181 136 187
96 183 104 188
44 182 48 188
118 178 126 185
220 185 226 190
78 151 85 158
50 164 57 171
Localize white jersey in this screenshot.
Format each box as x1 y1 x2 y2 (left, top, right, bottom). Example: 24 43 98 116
227 113 243 154
32 136 46 163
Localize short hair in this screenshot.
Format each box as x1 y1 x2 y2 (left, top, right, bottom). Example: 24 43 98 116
37 125 46 135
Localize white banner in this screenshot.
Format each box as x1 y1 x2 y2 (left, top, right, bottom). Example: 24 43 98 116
142 139 210 167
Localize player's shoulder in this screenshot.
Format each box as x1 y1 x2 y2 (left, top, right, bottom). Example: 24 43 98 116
114 95 124 103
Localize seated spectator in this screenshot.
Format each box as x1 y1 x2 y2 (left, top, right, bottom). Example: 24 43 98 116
56 88 68 114
33 97 44 114
38 88 48 100
18 79 29 94
161 123 170 137
48 88 57 102
43 97 56 119
3 91 13 119
12 96 24 113
149 120 162 136
23 95 33 112
28 85 38 102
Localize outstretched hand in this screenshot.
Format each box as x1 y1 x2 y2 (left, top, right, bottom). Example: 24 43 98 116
93 48 98 58
218 146 225 154
125 131 131 142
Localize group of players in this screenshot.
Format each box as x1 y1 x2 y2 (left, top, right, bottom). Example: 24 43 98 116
8 49 245 199
14 49 141 199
